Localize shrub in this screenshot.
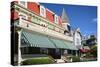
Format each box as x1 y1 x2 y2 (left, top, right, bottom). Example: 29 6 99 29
72 56 80 62
90 45 97 57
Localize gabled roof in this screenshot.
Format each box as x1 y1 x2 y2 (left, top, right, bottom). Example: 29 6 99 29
72 27 82 37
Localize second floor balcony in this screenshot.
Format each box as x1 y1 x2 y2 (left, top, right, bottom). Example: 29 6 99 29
14 18 73 42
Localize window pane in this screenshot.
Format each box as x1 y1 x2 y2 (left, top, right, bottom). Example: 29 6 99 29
20 1 25 6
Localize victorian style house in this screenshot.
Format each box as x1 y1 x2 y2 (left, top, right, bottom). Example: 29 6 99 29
11 1 82 65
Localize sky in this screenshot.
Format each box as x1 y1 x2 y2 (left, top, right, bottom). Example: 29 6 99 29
40 3 97 37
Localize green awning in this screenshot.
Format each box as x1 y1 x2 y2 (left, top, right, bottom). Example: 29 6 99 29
21 30 56 48
21 30 78 50
49 38 69 49
64 41 78 50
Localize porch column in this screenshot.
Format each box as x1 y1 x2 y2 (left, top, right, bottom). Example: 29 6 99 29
75 50 78 56
17 29 22 66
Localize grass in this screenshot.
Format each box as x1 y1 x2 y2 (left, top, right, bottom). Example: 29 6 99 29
21 57 54 65
71 56 80 62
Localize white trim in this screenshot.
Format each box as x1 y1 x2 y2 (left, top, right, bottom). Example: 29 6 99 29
35 2 40 5
16 19 73 42
19 12 28 20
46 8 55 14
15 4 65 30
40 5 46 17
54 14 59 24
17 30 22 66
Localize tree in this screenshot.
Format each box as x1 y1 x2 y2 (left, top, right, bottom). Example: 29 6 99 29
90 45 97 57
86 35 97 47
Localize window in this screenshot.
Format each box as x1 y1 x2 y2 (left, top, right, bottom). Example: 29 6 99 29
19 1 27 8
54 15 58 24
40 6 46 17
41 8 44 15
67 25 70 32
20 1 25 5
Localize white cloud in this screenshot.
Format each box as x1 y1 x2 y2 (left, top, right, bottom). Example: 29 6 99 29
92 18 97 22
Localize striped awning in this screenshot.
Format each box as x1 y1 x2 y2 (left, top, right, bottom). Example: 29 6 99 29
49 37 78 50
21 30 56 48
21 30 78 50
49 38 69 49
64 41 78 50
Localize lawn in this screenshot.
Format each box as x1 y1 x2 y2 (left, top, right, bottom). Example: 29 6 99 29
21 56 55 65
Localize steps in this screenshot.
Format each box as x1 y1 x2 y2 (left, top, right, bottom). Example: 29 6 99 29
55 59 65 63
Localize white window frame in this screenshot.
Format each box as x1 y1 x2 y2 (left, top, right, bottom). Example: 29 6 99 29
19 1 27 8
54 15 58 24
40 5 46 17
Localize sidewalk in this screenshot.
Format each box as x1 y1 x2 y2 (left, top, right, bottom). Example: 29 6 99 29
55 59 65 63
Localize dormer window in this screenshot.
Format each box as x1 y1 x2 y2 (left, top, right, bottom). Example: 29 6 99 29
20 1 25 5
55 15 58 24
40 5 46 17
67 25 70 32
19 1 27 8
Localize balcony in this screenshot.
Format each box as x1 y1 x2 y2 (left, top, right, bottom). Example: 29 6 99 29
15 18 73 42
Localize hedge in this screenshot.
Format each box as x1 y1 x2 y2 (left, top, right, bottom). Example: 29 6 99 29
72 56 80 62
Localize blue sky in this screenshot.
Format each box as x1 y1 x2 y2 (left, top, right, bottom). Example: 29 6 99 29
40 3 97 37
